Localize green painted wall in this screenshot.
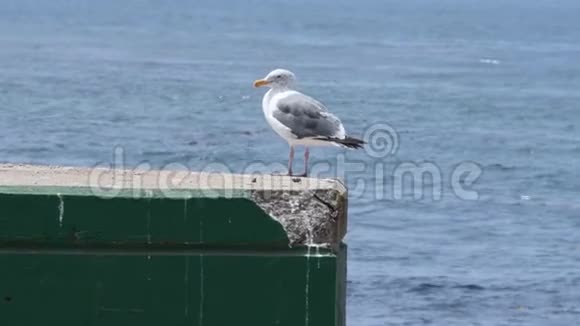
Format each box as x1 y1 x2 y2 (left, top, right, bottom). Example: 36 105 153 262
0 189 346 326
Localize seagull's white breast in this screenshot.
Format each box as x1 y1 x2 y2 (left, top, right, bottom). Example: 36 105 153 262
262 89 298 143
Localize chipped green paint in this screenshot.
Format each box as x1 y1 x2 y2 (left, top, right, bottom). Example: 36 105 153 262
0 185 346 326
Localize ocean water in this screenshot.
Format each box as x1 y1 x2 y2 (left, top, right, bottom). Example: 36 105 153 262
0 0 579 325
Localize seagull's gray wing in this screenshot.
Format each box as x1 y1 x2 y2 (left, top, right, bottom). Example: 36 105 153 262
272 93 343 139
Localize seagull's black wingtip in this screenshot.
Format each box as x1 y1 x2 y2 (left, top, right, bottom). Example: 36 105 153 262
314 136 366 149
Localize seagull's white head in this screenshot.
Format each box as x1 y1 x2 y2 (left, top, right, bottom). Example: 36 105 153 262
253 69 296 89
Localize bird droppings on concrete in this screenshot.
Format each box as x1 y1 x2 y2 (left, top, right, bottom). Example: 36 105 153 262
251 187 346 246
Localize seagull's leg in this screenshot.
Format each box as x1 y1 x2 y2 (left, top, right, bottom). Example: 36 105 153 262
299 146 310 177
287 145 295 176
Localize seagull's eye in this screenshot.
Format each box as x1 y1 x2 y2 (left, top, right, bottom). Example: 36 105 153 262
277 75 282 79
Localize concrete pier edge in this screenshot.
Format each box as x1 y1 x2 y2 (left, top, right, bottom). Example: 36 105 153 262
0 163 348 325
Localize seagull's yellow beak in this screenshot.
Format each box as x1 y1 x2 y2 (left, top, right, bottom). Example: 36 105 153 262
253 79 270 88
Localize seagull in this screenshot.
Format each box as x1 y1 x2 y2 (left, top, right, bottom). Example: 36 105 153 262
253 68 364 177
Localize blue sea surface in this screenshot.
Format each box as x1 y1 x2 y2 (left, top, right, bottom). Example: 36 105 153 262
0 0 579 325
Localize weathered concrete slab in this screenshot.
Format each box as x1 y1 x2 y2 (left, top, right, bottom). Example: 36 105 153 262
0 164 348 326
0 164 347 246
